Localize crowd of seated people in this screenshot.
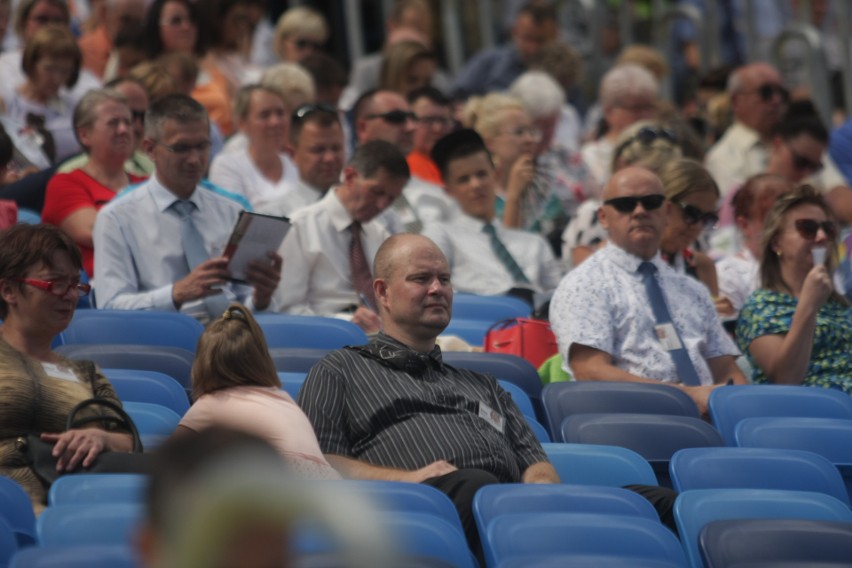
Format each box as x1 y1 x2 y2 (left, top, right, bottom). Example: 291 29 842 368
2 0 852 564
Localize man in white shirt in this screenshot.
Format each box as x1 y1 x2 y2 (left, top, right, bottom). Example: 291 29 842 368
94 94 282 322
550 167 746 414
259 104 345 218
272 140 408 332
422 129 562 305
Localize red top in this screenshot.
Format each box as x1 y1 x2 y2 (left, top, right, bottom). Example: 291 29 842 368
42 169 146 276
407 151 443 186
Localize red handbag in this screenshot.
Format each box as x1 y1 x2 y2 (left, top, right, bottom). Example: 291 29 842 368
484 318 559 369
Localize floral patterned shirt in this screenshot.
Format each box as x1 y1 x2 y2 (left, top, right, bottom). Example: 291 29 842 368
737 289 852 394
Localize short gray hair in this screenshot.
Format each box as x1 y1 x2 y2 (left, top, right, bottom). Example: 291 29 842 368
599 63 658 110
260 63 316 110
73 88 129 149
509 70 565 119
144 93 208 141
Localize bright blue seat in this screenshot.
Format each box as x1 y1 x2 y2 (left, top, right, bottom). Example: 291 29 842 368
48 474 147 506
700 518 852 568
56 310 204 352
708 384 852 445
10 545 138 568
123 402 181 450
451 294 531 321
560 413 723 487
0 517 17 568
0 477 36 547
736 416 852 497
497 380 535 419
388 514 475 568
270 348 331 373
542 381 699 441
15 208 40 224
37 503 143 546
253 314 367 349
56 344 195 390
669 447 850 505
103 369 190 415
674 489 852 568
278 372 307 400
525 418 551 443
442 318 494 346
482 512 686 568
542 442 658 486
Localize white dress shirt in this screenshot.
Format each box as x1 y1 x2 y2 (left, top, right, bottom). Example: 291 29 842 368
93 175 261 318
422 213 563 296
257 179 325 218
406 176 458 224
716 248 759 313
0 50 102 106
550 243 739 385
208 148 299 209
273 189 390 315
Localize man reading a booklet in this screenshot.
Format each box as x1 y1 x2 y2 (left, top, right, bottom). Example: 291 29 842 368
94 94 282 322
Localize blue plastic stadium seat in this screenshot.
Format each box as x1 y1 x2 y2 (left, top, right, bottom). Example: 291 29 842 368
122 401 181 439
102 369 190 415
441 319 494 346
0 477 36 547
451 294 531 321
270 348 331 373
56 310 204 352
669 446 850 506
542 442 657 487
0 517 17 568
674 489 852 568
525 418 551 443
700 518 852 568
37 503 144 547
9 545 138 568
253 314 368 349
279 371 308 400
56 344 195 390
543 381 699 440
497 380 535 419
48 474 148 506
708 384 852 445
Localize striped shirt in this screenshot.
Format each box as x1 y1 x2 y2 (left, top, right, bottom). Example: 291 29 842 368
298 334 547 483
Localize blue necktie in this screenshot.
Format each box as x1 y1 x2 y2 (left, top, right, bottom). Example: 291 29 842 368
482 223 530 284
171 200 229 319
637 261 701 386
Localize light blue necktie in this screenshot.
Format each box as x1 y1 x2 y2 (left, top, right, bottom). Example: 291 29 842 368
171 200 229 319
637 261 702 386
482 223 530 284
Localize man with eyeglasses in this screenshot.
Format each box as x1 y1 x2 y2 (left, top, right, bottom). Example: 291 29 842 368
550 167 747 416
94 94 282 322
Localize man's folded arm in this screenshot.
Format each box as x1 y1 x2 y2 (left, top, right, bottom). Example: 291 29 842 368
325 455 458 483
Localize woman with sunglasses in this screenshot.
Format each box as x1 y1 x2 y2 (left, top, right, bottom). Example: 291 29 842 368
737 186 852 393
658 159 722 304
0 224 135 512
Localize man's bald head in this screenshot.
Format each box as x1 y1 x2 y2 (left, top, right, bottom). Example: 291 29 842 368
603 166 663 201
599 166 668 260
374 233 445 281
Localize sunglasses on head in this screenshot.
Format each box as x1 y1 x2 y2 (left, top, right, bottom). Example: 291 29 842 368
794 218 837 240
672 201 719 228
365 109 417 125
604 194 666 214
614 126 677 159
755 83 789 102
786 144 823 173
292 103 337 123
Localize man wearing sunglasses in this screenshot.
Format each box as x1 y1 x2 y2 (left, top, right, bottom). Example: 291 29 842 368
550 167 747 415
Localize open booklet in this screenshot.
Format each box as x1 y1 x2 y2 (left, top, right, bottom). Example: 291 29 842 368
223 211 291 283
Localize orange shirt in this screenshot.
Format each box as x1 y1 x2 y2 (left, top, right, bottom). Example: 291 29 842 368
407 151 443 186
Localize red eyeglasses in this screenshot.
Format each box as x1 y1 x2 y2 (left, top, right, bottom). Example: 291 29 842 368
15 278 91 296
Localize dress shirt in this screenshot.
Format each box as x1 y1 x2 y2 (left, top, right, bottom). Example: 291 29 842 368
299 333 547 482
716 248 759 312
0 50 102 107
550 243 739 385
579 137 614 186
704 122 768 196
208 148 300 209
405 176 458 224
257 179 325 218
273 188 390 316
93 175 262 316
422 213 563 296
452 44 528 97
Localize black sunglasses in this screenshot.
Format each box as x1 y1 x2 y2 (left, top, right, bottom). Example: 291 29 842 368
365 110 416 125
672 201 719 228
292 103 337 122
755 83 789 103
786 144 823 173
604 194 666 213
614 126 677 159
795 218 837 240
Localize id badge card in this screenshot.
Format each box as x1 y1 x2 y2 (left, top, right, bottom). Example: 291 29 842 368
655 323 683 351
478 401 505 433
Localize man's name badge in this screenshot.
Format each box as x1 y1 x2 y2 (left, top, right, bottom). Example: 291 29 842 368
655 323 683 351
478 402 505 433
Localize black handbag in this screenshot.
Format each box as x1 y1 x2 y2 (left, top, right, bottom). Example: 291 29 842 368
18 397 145 487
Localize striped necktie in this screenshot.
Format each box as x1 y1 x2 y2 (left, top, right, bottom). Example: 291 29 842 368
350 221 376 309
482 222 530 284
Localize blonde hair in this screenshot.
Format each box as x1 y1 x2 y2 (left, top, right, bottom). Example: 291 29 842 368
612 120 683 175
190 304 280 401
462 93 525 140
274 6 328 60
658 158 719 202
127 61 178 101
616 45 669 81
378 40 435 96
260 63 316 110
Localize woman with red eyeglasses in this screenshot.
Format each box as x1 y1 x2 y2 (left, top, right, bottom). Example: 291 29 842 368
737 186 852 394
0 224 134 512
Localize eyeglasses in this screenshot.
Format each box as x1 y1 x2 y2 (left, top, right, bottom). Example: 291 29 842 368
672 201 719 228
614 126 677 158
15 278 91 296
416 115 453 128
292 103 338 123
154 140 211 155
160 15 194 28
603 194 666 213
365 110 417 125
500 126 542 141
750 83 789 103
786 144 823 173
293 38 323 50
794 218 837 240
